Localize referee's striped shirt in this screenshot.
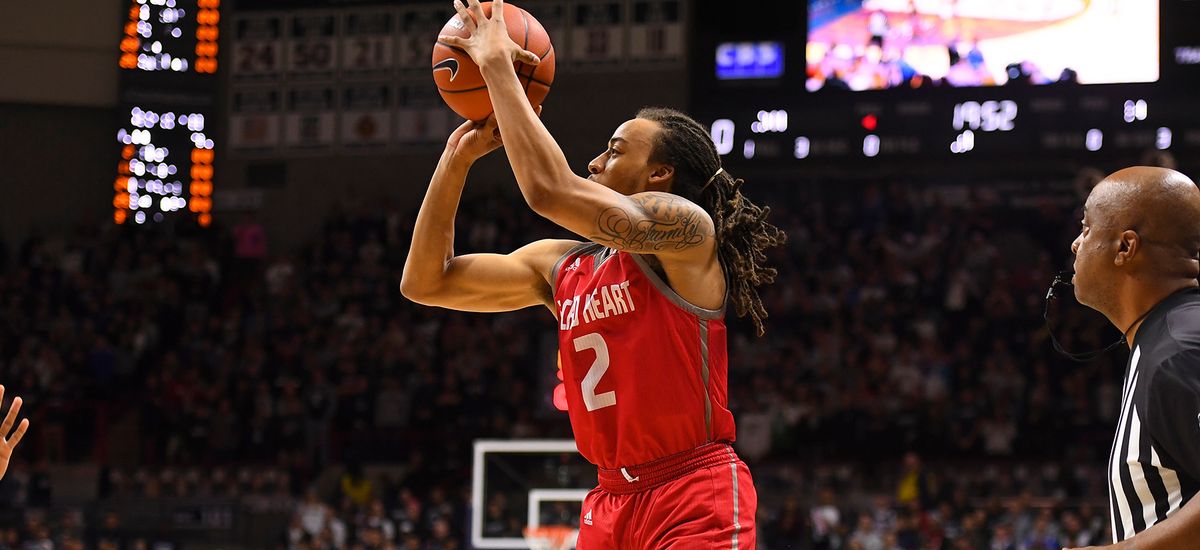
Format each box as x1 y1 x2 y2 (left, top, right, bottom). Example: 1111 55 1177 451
1108 287 1200 542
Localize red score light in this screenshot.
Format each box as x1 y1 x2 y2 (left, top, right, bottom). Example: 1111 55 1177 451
861 114 878 132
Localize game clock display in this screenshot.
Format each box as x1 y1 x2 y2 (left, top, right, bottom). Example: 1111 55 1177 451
705 93 1198 162
119 0 220 76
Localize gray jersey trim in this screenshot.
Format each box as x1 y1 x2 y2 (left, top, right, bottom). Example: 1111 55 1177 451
700 318 713 441
550 242 599 294
627 253 725 319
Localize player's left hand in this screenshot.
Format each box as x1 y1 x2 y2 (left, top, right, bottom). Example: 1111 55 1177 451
446 113 503 164
0 386 30 481
446 105 542 164
438 0 541 70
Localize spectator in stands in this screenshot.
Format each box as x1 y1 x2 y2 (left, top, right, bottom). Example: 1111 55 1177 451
849 514 885 550
340 462 374 508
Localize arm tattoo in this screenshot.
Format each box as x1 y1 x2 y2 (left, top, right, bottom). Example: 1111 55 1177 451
592 194 712 252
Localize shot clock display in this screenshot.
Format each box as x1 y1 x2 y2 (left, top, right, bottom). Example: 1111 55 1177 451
114 102 216 227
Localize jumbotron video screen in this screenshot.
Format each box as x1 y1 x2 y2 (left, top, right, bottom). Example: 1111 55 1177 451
806 0 1159 91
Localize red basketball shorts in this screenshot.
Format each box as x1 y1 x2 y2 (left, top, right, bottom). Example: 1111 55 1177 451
575 443 757 549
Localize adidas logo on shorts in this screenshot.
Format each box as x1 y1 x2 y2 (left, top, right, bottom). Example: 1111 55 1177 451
583 509 593 526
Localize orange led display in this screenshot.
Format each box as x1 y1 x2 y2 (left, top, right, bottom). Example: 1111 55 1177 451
119 1 220 75
116 1 219 227
195 3 220 75
191 149 214 163
189 140 215 222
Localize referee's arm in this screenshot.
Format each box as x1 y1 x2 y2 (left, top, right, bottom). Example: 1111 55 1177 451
1069 351 1200 550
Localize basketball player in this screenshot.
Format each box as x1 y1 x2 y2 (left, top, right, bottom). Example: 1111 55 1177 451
403 1 785 546
1063 167 1200 549
0 386 29 481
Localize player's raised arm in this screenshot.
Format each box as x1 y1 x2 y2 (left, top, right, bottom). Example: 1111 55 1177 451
400 114 579 313
438 0 716 260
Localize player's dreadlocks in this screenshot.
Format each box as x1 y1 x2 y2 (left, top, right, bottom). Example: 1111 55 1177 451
636 107 786 336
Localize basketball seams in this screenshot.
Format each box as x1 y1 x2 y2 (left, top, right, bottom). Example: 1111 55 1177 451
436 85 489 94
520 7 529 50
533 45 554 85
435 41 469 56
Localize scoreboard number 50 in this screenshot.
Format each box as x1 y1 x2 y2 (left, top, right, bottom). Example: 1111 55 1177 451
292 42 334 70
574 333 616 412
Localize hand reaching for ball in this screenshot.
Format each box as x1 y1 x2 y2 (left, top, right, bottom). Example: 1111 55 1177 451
446 105 542 164
446 114 503 164
440 0 542 70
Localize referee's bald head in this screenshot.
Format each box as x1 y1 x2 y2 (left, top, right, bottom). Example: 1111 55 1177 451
1072 167 1200 314
1085 166 1200 278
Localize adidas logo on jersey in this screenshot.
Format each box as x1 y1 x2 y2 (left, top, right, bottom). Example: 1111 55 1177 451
566 257 582 272
583 509 594 526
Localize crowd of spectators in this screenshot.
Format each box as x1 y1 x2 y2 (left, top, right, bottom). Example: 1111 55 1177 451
0 174 1129 548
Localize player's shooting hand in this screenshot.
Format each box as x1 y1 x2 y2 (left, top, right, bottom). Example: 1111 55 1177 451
446 113 503 163
439 0 540 70
446 105 542 164
0 386 30 481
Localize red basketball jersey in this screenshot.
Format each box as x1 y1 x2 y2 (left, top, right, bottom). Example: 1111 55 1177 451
552 243 736 469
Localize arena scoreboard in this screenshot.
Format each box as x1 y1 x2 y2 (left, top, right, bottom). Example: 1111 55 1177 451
692 0 1200 166
115 0 221 227
225 0 685 155
118 0 220 75
114 94 216 227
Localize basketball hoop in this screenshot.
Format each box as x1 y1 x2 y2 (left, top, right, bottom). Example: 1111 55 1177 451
523 525 578 550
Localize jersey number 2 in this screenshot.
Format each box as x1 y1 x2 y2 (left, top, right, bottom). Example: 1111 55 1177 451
573 333 615 412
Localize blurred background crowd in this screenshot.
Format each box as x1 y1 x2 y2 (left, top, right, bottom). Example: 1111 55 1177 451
0 174 1126 549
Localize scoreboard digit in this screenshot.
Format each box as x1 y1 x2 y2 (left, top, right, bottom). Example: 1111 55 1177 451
288 13 338 77
115 103 215 226
398 5 456 74
233 16 283 80
342 11 395 75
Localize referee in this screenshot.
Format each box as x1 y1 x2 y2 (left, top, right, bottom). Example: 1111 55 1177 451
1066 166 1200 549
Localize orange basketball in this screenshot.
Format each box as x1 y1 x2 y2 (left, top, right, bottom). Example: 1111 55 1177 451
432 2 555 122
